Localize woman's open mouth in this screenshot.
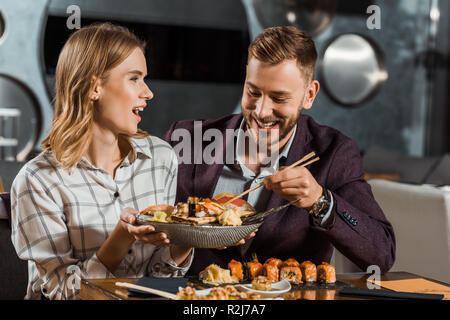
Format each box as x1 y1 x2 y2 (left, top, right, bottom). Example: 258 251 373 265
132 106 144 122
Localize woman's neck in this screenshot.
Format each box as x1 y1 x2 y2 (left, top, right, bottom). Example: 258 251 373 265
85 124 129 177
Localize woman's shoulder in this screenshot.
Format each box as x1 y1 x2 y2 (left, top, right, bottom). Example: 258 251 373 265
12 151 60 189
130 136 176 162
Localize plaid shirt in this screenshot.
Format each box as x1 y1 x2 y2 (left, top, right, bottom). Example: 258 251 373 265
10 136 192 300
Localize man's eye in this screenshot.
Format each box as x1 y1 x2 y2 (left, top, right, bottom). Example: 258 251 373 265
248 90 260 97
272 97 286 103
131 77 138 81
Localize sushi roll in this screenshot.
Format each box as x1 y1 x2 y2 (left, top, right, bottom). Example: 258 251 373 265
317 262 336 284
280 266 302 284
282 258 300 268
246 258 264 280
228 259 244 281
300 260 317 282
264 257 283 268
251 276 272 291
263 262 279 282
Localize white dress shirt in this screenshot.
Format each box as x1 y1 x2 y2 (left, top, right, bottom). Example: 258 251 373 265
10 136 193 300
214 120 333 224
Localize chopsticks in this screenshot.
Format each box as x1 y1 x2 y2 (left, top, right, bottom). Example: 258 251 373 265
115 282 178 300
223 151 319 205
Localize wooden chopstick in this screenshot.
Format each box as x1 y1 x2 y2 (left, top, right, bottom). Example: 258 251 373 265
223 152 319 205
115 282 178 300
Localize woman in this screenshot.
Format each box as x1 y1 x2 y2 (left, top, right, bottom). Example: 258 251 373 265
10 23 193 300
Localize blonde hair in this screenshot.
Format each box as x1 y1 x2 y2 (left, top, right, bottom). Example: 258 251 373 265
248 26 318 81
41 22 149 171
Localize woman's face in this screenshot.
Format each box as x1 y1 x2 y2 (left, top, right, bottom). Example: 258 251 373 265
93 47 153 136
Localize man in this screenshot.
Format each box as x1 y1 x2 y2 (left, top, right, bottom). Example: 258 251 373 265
163 26 395 275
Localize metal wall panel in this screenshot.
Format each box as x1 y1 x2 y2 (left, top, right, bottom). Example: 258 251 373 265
241 0 441 157
0 0 51 160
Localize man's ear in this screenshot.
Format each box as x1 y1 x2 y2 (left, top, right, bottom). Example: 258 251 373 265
302 80 320 110
90 76 102 101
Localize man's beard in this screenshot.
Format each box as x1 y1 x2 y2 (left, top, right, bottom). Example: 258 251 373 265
242 109 301 149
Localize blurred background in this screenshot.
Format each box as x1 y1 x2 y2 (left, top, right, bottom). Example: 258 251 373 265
1 0 450 292
0 0 449 187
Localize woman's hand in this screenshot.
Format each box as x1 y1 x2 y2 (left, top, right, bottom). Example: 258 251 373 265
97 207 172 273
119 207 170 247
120 208 193 266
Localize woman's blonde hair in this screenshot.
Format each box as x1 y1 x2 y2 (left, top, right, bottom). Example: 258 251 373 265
41 22 149 171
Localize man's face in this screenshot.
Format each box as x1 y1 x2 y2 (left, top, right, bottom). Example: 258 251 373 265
241 58 319 152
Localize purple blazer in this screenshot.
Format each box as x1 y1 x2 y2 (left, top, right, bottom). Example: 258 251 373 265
163 114 395 274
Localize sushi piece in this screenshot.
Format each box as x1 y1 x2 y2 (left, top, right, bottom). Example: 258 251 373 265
300 260 317 283
246 258 264 280
177 287 198 300
251 276 272 291
263 262 279 282
264 257 283 268
228 259 244 281
317 262 336 284
282 258 300 268
280 266 302 284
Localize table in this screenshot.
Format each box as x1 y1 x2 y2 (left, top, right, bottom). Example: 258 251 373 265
80 271 449 300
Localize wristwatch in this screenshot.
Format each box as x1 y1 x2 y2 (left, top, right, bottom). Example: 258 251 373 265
308 187 331 218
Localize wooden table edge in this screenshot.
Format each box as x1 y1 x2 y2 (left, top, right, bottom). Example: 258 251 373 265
80 272 450 300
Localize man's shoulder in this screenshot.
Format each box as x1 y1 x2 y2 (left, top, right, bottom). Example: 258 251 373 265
303 114 357 148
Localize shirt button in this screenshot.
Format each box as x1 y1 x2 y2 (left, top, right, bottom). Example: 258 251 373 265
114 191 120 198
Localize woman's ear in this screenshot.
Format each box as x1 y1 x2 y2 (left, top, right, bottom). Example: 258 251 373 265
302 80 320 110
90 76 102 101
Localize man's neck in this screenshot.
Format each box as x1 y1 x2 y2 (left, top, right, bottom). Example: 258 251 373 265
241 127 295 175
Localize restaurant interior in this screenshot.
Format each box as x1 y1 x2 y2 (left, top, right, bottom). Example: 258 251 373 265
0 0 449 300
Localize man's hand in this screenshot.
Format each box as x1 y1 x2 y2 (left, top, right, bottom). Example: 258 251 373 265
264 166 322 209
216 229 258 250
